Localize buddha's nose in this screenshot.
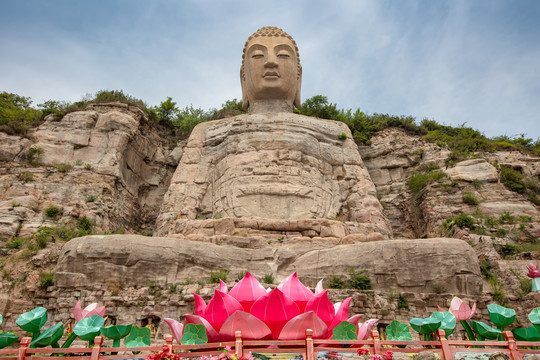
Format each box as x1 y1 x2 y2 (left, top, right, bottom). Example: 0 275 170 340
265 54 278 67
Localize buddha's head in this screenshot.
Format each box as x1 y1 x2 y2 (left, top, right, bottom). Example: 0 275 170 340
241 26 302 110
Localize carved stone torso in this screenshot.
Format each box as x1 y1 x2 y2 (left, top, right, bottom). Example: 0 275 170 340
155 111 391 238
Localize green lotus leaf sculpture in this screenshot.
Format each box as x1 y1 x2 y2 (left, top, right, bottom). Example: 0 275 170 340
512 325 540 341
0 333 20 349
332 321 357 340
181 323 208 345
410 315 441 340
73 315 105 345
30 322 64 348
528 308 540 325
470 320 502 340
431 312 456 337
124 326 151 348
487 304 516 330
386 320 412 348
16 307 48 339
100 324 133 347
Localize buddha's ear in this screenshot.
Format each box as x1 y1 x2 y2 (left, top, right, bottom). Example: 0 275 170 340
293 65 302 109
240 67 249 109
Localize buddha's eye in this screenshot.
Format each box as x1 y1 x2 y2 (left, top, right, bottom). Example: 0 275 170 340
277 51 290 58
251 51 264 59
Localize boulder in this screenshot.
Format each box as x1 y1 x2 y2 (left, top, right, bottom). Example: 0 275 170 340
444 159 498 182
56 235 482 295
0 133 31 162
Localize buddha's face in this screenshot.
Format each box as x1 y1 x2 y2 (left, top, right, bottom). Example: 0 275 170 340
242 36 301 108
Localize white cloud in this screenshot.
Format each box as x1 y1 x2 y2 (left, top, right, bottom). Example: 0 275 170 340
1 0 539 139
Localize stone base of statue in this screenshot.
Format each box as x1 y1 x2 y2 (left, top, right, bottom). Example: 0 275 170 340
55 234 482 295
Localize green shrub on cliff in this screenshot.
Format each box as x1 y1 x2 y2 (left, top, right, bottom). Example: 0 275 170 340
0 92 42 135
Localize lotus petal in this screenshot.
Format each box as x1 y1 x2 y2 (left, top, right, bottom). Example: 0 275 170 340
277 273 314 312
163 319 184 344
219 279 228 293
204 290 243 332
315 279 324 294
305 290 335 327
250 287 301 339
193 294 207 317
229 272 267 312
83 305 106 320
329 298 352 331
449 297 476 321
527 263 540 278
357 319 379 340
347 314 364 327
73 300 83 323
185 314 219 342
218 311 273 341
279 311 328 340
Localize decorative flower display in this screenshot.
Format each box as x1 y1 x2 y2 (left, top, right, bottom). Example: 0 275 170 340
438 297 476 341
526 264 540 292
165 272 378 343
73 300 106 324
527 263 540 278
356 348 393 360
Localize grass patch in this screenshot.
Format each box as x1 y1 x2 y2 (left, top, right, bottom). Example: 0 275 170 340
263 273 274 284
43 204 61 218
328 274 346 289
407 166 447 194
209 269 229 284
37 270 55 289
397 294 409 309
462 192 480 206
17 171 34 182
348 268 372 290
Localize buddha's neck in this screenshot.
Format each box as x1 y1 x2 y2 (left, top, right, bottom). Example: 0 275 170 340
250 100 294 114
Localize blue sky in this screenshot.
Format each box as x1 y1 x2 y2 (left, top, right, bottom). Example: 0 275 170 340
1 0 539 139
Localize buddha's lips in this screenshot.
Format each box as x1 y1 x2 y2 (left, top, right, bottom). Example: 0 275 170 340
264 71 280 78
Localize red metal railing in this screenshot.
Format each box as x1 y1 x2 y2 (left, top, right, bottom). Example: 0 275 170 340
3 329 539 360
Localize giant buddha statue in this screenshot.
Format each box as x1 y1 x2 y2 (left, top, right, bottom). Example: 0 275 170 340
155 27 392 239
57 27 482 297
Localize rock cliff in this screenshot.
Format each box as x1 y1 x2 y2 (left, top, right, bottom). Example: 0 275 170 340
0 104 539 334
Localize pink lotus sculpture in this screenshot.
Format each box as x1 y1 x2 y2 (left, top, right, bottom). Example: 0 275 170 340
73 300 106 324
527 263 540 292
165 272 377 343
438 296 476 340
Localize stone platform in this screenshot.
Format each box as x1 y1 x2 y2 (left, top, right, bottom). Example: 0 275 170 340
56 234 482 295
